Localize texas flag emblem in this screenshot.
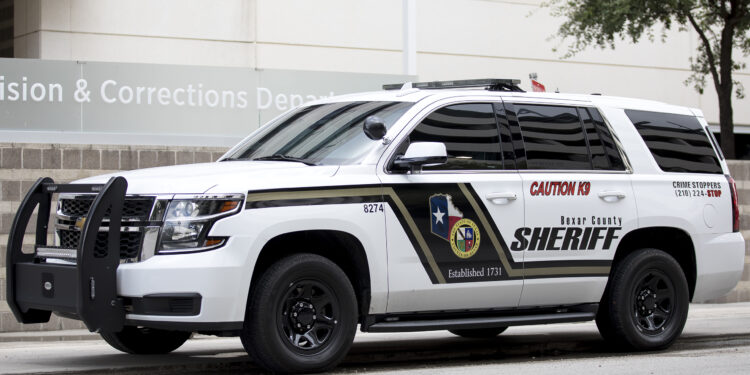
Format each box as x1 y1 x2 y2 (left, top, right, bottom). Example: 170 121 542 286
430 194 481 259
429 194 463 241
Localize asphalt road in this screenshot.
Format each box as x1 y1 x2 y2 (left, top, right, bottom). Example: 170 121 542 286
1 303 749 374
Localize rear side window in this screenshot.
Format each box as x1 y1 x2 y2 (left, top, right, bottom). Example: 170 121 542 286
515 104 591 170
625 110 722 174
406 103 503 170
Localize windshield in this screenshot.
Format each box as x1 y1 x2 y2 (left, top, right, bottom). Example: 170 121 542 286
225 101 413 165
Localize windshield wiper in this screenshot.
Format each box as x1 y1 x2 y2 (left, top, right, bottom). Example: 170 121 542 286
252 154 317 166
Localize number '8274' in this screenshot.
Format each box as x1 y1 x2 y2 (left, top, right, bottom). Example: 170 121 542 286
363 203 384 213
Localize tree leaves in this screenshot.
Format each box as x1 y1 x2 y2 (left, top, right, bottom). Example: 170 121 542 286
547 0 750 157
549 0 749 99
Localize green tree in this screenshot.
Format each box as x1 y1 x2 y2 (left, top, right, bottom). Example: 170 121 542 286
549 0 750 158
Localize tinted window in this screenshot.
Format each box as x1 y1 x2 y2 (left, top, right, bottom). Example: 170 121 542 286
516 104 591 170
407 103 503 170
580 108 626 170
626 109 722 174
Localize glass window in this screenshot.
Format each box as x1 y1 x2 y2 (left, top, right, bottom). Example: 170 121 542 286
580 108 626 170
224 101 413 165
405 103 503 170
516 104 591 170
625 109 722 174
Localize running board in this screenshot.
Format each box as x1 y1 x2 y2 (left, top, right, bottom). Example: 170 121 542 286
367 310 596 333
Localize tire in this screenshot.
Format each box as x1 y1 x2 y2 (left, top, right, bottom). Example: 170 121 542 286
449 327 507 338
241 254 358 373
596 249 689 351
101 326 191 354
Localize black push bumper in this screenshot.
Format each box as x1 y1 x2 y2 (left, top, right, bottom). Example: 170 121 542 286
6 176 128 333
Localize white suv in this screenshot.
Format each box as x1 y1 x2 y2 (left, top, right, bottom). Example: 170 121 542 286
6 79 744 373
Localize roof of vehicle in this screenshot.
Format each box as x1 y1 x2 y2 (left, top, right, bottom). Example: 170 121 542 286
307 79 697 117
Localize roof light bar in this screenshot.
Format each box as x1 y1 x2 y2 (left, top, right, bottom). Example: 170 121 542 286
383 78 524 92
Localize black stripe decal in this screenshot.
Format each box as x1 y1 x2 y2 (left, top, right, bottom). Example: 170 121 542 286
245 184 611 283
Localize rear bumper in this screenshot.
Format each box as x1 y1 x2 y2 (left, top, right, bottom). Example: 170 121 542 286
693 232 745 302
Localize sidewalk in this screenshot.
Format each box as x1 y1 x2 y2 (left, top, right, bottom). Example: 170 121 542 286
0 303 747 374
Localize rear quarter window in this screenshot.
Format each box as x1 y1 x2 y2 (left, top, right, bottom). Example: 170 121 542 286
625 109 722 174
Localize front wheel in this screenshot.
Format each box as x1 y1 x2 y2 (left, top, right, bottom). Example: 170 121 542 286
241 254 358 373
596 249 689 350
101 327 191 354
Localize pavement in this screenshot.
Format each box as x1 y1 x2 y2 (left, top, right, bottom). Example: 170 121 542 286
0 303 748 374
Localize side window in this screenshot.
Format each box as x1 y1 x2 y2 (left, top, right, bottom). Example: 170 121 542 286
625 109 722 174
406 103 503 170
580 107 626 170
515 104 591 170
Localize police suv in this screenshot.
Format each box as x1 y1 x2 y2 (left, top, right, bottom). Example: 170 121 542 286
6 79 745 373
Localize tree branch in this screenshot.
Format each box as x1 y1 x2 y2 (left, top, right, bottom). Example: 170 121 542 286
720 0 729 17
687 11 722 90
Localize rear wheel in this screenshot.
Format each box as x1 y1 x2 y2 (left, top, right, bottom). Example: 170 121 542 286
101 326 191 354
241 254 358 373
596 249 689 350
449 327 507 338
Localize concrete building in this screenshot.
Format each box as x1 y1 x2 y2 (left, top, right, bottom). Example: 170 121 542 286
1 0 749 333
10 0 750 132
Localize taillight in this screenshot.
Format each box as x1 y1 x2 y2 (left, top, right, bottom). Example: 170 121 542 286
727 175 740 232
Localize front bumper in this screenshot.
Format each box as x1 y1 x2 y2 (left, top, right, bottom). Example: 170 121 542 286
7 177 253 333
7 177 127 332
117 237 251 328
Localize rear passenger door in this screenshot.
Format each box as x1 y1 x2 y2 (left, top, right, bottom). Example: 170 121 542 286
505 102 639 307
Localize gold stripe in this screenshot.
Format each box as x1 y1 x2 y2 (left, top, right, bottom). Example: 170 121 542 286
524 266 611 277
246 187 383 203
458 183 611 277
383 188 446 284
246 187 446 284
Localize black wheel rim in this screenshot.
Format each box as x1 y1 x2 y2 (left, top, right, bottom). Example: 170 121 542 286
632 269 675 335
278 279 339 353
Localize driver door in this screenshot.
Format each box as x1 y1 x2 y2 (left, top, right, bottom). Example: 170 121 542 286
378 99 526 313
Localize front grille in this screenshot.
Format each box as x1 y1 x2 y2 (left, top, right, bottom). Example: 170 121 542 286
55 196 155 260
57 229 144 259
60 197 155 220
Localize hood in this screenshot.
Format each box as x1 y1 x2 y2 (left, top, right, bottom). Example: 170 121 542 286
74 161 339 195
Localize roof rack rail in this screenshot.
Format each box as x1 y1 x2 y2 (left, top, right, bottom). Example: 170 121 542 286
383 78 524 92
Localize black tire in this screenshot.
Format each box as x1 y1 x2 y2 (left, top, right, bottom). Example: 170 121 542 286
449 327 508 338
241 254 358 373
596 249 689 351
101 326 191 354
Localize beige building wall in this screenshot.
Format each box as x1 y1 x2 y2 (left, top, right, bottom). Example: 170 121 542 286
12 0 750 127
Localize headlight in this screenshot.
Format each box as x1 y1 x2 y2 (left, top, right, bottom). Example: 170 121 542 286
156 194 243 254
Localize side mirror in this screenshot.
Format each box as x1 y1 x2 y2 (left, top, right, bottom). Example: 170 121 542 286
363 116 387 140
394 142 447 173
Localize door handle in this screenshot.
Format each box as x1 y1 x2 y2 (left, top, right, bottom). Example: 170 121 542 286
486 192 517 205
598 191 626 202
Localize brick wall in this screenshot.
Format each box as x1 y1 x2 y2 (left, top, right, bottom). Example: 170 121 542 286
0 143 228 333
1 143 749 332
